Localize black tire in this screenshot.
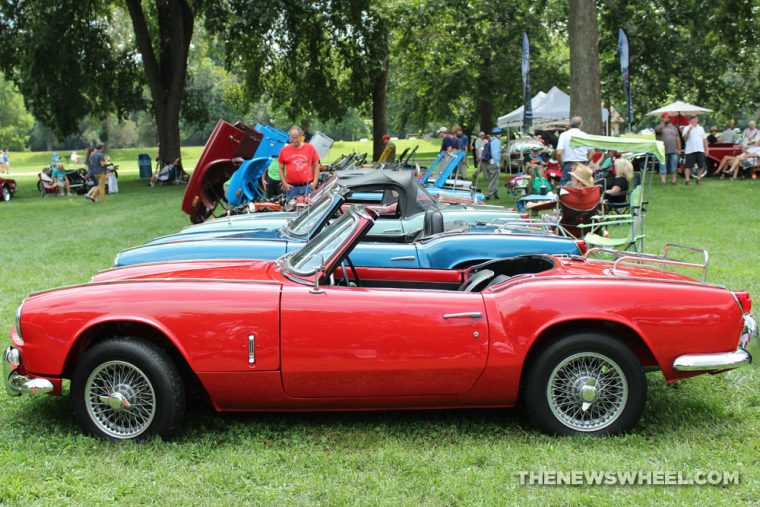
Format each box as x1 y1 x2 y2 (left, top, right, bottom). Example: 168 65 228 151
70 337 185 441
1 185 10 202
523 332 646 436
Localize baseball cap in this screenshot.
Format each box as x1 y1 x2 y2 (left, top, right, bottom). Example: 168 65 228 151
661 113 670 118
437 127 449 134
478 131 485 136
382 134 390 142
530 146 540 151
492 127 503 134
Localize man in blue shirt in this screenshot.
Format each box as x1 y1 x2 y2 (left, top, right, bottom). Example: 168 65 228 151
484 128 502 199
438 127 458 153
455 125 469 178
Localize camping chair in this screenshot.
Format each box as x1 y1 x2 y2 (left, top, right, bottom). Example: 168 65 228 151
580 185 645 252
557 185 604 239
37 173 60 197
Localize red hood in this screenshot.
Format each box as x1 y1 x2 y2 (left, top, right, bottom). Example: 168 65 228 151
92 259 280 284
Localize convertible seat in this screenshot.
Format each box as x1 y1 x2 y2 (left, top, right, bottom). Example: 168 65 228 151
459 269 495 292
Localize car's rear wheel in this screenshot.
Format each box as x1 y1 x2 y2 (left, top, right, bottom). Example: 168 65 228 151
2 185 10 201
523 332 646 436
71 337 185 441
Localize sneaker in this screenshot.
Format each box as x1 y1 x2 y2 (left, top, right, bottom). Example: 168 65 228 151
695 177 700 185
685 180 691 186
671 181 677 185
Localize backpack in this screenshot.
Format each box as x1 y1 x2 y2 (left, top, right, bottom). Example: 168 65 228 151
481 140 492 162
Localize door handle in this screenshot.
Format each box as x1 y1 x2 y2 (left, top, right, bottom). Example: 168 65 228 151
390 256 416 261
443 312 483 319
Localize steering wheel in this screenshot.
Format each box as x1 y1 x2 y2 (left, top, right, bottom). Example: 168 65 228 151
459 269 495 292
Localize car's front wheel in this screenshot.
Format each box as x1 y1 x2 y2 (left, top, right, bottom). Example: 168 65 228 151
71 337 185 441
523 332 646 436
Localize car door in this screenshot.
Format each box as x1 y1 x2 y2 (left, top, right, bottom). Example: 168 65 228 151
349 242 420 268
280 285 488 398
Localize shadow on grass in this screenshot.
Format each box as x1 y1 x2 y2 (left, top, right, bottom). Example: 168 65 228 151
5 374 742 447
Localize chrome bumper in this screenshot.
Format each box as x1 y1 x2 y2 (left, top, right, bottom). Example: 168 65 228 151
673 314 759 372
3 346 54 396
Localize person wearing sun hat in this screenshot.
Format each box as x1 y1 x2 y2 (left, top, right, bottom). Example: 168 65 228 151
569 163 595 188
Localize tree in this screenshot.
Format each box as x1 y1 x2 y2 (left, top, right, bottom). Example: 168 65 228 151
0 73 35 150
207 0 390 158
0 1 143 135
568 0 603 134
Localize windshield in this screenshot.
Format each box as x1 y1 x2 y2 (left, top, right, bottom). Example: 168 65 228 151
309 176 339 202
284 211 359 276
283 192 338 238
413 179 439 210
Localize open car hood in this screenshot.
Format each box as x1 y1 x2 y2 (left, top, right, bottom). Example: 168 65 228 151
182 120 263 224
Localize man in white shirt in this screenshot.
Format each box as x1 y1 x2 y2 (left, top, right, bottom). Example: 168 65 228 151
682 115 709 185
556 116 595 185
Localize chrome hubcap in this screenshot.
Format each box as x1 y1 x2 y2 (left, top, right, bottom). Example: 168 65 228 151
547 352 628 432
2 187 9 201
85 361 156 439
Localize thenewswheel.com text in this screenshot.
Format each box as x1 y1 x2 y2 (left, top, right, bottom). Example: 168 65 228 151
517 470 740 486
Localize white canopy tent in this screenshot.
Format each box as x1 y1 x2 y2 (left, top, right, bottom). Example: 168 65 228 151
497 86 609 129
647 101 713 116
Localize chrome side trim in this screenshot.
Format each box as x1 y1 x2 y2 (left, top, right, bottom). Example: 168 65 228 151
4 347 54 396
30 276 282 297
443 312 483 319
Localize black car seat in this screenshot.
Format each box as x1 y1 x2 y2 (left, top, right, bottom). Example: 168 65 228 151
423 209 445 237
458 269 495 292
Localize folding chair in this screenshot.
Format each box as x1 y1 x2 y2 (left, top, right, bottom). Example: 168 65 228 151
580 185 645 252
557 185 604 239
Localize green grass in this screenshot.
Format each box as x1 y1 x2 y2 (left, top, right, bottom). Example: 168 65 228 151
3 138 444 176
1 171 759 504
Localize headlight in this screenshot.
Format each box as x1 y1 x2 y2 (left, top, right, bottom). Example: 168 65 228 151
15 301 24 343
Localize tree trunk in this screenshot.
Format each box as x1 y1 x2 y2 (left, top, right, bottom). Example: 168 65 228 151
479 99 493 134
125 0 193 164
569 0 603 134
372 56 389 161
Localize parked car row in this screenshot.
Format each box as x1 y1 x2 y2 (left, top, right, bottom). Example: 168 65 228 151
5 120 757 443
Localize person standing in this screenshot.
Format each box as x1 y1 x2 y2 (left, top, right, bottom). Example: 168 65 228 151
0 150 5 174
86 143 107 202
473 131 486 179
454 125 469 178
682 115 709 185
654 113 681 185
2 149 9 173
483 128 502 200
556 116 594 185
278 126 321 200
438 127 457 153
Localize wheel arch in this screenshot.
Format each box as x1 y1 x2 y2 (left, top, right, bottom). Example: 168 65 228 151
63 320 208 401
520 318 658 388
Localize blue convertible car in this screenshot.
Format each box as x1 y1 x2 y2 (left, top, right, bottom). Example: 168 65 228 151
149 171 520 245
115 190 586 269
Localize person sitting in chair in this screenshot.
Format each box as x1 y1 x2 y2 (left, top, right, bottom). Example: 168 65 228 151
40 166 64 196
150 158 180 187
605 158 633 204
51 163 72 196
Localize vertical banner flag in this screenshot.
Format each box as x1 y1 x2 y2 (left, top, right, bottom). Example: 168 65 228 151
521 32 532 132
618 28 632 132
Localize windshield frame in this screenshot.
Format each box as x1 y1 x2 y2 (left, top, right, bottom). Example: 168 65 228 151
282 190 345 239
283 206 371 279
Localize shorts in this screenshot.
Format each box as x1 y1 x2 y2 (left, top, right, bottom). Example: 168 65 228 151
658 153 679 175
684 152 706 171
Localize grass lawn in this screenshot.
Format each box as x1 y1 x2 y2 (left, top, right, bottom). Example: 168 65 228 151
0 170 759 504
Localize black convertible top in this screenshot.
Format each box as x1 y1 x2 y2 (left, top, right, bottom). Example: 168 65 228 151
337 170 438 217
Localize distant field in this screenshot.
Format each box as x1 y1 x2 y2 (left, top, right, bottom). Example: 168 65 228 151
4 138 446 175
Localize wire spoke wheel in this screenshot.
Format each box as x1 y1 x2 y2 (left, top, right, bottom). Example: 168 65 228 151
84 360 156 439
546 352 628 432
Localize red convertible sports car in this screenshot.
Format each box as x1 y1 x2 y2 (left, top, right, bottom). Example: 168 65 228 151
4 206 757 441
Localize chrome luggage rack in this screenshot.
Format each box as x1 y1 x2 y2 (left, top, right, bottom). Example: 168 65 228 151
487 218 573 238
585 244 709 282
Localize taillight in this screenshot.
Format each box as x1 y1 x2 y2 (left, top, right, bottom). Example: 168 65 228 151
575 240 588 255
734 291 752 314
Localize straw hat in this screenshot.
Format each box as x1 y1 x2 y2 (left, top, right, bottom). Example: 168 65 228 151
569 164 595 187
